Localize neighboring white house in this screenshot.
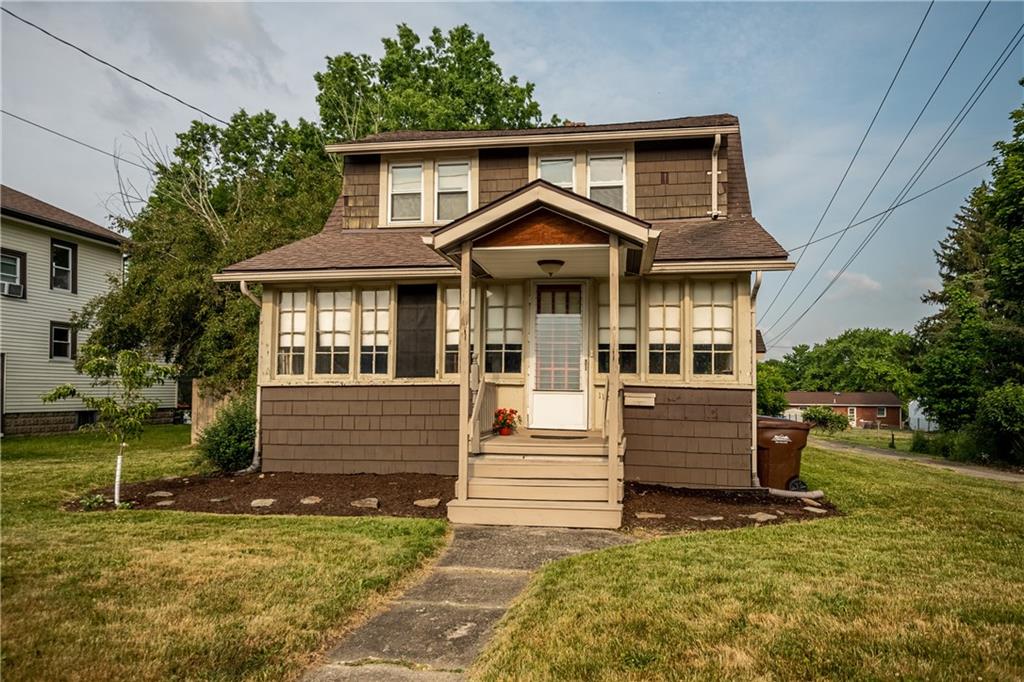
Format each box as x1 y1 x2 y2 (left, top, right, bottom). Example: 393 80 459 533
0 185 177 435
908 399 939 432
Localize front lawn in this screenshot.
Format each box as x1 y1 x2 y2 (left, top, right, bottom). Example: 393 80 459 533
0 426 447 681
474 445 1024 680
816 426 915 452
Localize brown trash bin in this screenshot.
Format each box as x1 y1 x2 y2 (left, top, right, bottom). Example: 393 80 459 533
756 416 812 491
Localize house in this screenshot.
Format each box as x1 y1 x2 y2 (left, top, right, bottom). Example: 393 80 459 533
0 186 177 435
785 391 903 429
907 399 939 432
215 114 794 528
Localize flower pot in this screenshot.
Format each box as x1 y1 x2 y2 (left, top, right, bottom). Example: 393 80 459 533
498 427 512 436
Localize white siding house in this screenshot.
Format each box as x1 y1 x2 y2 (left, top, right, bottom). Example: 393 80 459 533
1 186 177 435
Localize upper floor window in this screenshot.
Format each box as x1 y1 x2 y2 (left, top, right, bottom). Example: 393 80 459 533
389 164 423 222
50 239 77 292
360 288 390 374
588 154 625 211
648 281 681 374
598 281 638 373
484 284 523 374
277 291 306 375
538 157 574 190
1 248 26 299
436 162 470 221
315 290 352 375
692 281 734 375
50 321 76 360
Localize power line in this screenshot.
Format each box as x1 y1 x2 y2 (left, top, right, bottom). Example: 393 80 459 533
785 160 989 254
2 109 150 171
767 24 1024 346
1 7 230 126
757 1 935 324
762 1 993 334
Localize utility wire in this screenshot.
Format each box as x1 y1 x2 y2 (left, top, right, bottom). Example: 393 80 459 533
785 160 989 254
756 0 935 323
767 24 1024 346
1 7 230 126
762 1 993 334
2 109 150 171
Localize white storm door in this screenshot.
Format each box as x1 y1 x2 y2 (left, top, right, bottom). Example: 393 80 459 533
529 284 588 430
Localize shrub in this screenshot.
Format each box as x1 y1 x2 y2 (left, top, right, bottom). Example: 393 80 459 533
975 382 1024 464
910 430 931 454
802 405 849 433
197 394 256 472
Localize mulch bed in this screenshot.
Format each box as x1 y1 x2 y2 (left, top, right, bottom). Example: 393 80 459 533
70 473 837 532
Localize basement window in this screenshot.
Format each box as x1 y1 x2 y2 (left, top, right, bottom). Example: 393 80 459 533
692 281 734 375
276 291 306 375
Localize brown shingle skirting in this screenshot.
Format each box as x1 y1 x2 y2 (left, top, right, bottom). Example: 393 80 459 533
622 386 753 488
260 385 459 474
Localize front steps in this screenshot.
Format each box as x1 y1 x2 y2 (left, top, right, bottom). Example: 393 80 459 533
447 498 623 529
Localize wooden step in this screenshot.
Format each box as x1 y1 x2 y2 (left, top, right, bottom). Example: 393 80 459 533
470 454 622 480
479 437 608 456
447 498 623 529
469 477 610 502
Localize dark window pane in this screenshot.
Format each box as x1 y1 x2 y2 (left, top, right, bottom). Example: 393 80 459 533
315 354 330 373
291 353 304 375
598 347 609 374
396 284 437 378
484 351 502 373
715 352 733 374
621 351 637 374
649 350 664 374
333 353 349 374
505 351 521 374
665 352 680 374
694 352 712 374
360 349 373 374
52 270 70 290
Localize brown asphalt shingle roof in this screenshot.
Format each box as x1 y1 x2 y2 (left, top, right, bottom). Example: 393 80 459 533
1 185 125 245
652 217 787 261
337 114 739 146
785 391 902 406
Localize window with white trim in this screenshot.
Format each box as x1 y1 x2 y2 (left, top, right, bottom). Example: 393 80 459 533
1 248 25 298
360 288 390 374
276 291 306 375
50 239 75 292
315 290 352 375
598 281 638 373
588 154 625 211
50 322 75 360
647 281 681 374
389 164 423 221
876 406 887 418
538 157 574 190
436 161 470 221
444 286 476 374
484 284 523 374
692 281 734 375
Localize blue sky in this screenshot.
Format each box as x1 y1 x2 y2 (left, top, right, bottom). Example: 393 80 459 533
2 2 1021 353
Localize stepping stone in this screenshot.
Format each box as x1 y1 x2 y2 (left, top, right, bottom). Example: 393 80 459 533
634 511 666 519
350 497 379 509
258 473 265 479
250 498 275 508
803 506 828 514
743 512 778 523
146 490 173 498
690 515 724 522
414 497 440 508
801 497 822 507
209 497 230 503
155 500 175 507
161 475 179 481
300 496 322 505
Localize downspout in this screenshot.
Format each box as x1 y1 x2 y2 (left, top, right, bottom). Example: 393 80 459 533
708 133 721 219
750 271 763 487
239 280 263 473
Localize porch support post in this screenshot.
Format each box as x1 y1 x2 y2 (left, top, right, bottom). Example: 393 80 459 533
608 234 621 504
457 242 472 501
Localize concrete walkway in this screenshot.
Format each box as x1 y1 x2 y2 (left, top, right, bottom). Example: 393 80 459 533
305 525 633 680
810 436 1024 486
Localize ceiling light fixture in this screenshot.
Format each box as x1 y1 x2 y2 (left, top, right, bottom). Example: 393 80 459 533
537 259 565 277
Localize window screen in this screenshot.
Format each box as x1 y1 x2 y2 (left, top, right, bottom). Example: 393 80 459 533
360 288 390 374
395 284 437 378
315 290 351 374
692 281 734 375
436 162 470 221
277 291 306 375
648 281 681 374
598 281 638 373
484 284 523 373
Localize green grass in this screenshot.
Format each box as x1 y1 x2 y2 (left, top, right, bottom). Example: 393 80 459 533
474 446 1024 680
1 426 447 681
816 427 915 453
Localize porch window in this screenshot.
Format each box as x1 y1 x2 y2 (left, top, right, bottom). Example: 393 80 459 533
598 280 638 373
314 289 352 375
435 162 470 221
444 286 476 374
484 284 523 374
588 154 625 211
276 291 306 375
647 281 681 374
360 288 390 374
389 164 423 222
539 157 574 190
692 281 734 375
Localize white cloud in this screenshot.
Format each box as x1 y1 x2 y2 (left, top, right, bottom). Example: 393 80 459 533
825 270 883 297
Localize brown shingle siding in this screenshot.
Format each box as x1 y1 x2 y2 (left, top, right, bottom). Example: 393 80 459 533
622 386 754 488
324 155 380 231
634 139 722 220
478 148 529 206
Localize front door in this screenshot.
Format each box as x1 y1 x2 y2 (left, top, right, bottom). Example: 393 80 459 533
529 284 588 430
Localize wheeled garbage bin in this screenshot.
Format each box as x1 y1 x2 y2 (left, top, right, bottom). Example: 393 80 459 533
756 416 812 491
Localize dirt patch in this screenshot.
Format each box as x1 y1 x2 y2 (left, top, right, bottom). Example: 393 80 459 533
622 482 838 534
70 472 456 518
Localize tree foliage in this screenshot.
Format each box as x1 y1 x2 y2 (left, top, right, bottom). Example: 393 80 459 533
801 405 849 433
756 362 790 416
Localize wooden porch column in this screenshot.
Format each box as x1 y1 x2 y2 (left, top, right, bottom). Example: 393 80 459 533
457 242 472 501
607 234 621 504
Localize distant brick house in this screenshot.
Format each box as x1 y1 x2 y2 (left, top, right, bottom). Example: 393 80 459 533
785 391 902 429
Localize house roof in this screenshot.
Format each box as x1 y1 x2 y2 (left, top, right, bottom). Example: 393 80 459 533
334 114 739 147
756 330 766 355
785 391 902 407
652 217 787 261
0 185 125 246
